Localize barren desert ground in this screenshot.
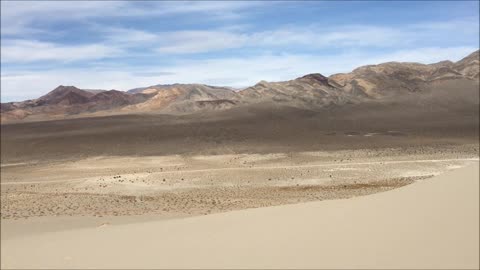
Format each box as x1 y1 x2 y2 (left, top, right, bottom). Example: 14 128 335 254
1 70 479 269
1 162 478 269
1 87 479 270
1 147 479 221
1 104 479 221
2 1 480 268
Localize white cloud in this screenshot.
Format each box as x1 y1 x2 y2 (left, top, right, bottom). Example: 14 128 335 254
1 40 123 63
129 26 406 55
410 17 478 31
101 27 159 45
155 31 248 54
154 47 477 86
1 2 477 101
146 21 474 54
363 47 479 65
1 1 123 36
1 1 264 37
3 20 473 64
2 46 476 102
152 1 268 19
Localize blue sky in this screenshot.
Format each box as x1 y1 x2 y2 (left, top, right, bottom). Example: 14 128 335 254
1 1 479 102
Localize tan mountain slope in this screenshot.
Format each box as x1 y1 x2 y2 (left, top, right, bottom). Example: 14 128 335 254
452 50 479 79
1 50 478 123
239 50 479 107
238 73 357 108
329 50 479 98
123 84 238 113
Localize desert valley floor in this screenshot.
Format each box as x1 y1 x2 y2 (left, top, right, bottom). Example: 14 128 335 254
1 104 479 269
1 128 478 224
5 146 480 219
1 95 479 227
1 89 479 269
1 2 479 265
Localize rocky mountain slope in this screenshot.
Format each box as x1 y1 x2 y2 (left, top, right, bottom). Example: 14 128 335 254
124 84 238 113
329 50 479 99
0 86 151 121
1 50 478 123
240 50 479 105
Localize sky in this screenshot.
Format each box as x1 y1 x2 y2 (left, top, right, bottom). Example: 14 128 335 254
1 1 479 102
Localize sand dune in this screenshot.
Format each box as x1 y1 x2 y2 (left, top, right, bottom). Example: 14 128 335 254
1 162 478 269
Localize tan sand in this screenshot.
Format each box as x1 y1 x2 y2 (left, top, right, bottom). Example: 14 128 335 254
1 162 478 269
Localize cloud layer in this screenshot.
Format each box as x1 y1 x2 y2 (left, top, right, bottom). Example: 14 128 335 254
1 1 479 101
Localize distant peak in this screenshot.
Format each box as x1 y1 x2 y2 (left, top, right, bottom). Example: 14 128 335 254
457 50 479 64
51 85 81 92
434 60 453 65
297 73 329 83
255 80 270 87
55 85 77 89
468 49 479 57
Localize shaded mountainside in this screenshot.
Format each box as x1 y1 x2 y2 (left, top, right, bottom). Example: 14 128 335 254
1 50 478 123
1 86 151 122
37 86 95 106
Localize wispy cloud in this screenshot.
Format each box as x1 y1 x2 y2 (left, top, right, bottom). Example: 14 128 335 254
155 31 248 54
1 40 123 63
364 46 478 65
1 1 478 101
110 18 476 54
101 27 159 45
151 47 478 85
1 1 123 36
1 25 407 62
1 1 264 37
2 46 476 102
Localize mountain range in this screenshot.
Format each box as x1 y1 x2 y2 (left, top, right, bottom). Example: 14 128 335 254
1 50 478 123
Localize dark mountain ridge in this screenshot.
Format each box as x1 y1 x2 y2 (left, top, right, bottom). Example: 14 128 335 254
1 50 478 123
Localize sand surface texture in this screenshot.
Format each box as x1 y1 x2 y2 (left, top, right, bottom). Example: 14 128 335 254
1 162 478 269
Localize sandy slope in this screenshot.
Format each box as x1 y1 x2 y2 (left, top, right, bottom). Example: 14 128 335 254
1 163 478 269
